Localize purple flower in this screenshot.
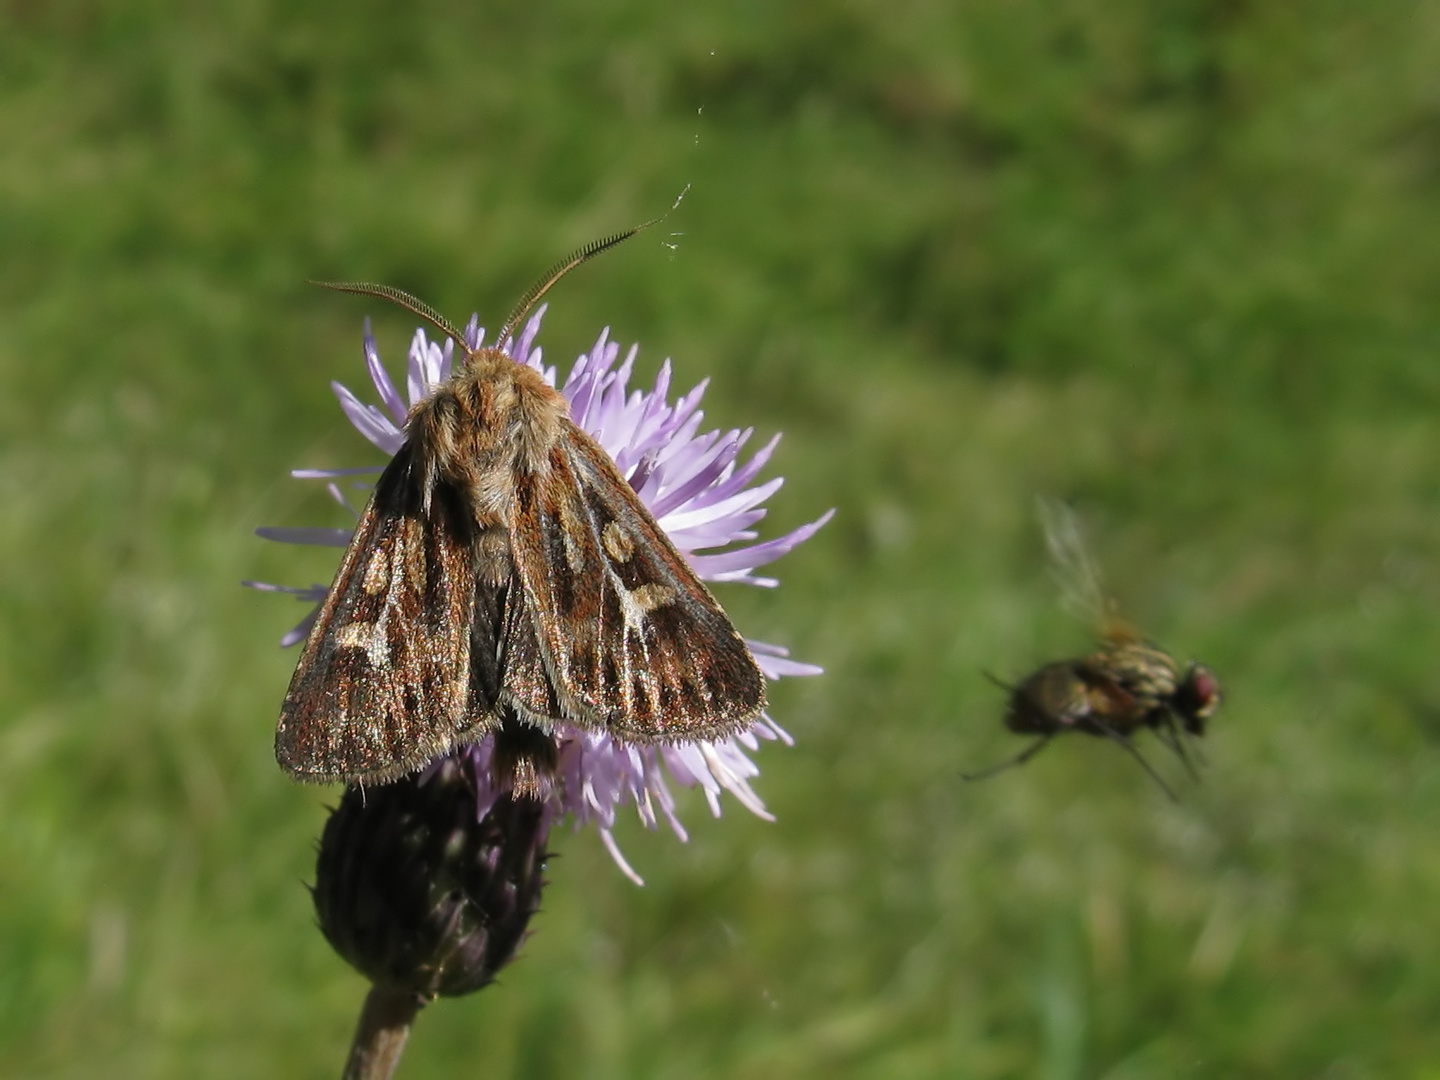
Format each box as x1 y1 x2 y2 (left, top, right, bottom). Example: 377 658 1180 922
248 308 830 883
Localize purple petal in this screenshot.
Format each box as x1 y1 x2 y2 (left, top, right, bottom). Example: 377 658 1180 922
513 306 546 363
363 318 408 426
629 362 675 445
279 607 322 647
683 508 834 575
627 452 661 500
651 378 709 444
599 830 646 886
564 334 613 424
705 570 780 587
660 477 784 535
412 329 459 401
648 432 743 519
649 407 708 472
290 467 384 479
241 579 328 599
244 580 328 646
707 434 782 503
255 526 353 547
748 639 825 679
332 381 404 454
462 314 484 352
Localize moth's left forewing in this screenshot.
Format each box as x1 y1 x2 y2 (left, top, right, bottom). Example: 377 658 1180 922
277 443 495 784
503 422 767 742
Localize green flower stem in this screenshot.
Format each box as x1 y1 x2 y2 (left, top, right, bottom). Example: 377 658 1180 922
342 985 424 1080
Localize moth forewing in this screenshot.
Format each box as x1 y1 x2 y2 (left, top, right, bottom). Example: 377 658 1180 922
503 421 767 742
276 442 498 783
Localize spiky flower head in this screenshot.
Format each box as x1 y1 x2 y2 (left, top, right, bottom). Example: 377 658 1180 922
314 757 548 1000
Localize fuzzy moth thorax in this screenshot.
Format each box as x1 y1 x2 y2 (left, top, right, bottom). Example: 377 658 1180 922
408 348 570 520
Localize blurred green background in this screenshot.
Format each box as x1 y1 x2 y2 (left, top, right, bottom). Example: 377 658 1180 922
5 1 1440 1076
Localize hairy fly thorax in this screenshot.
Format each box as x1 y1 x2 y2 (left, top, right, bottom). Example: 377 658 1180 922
408 348 569 524
1092 640 1180 701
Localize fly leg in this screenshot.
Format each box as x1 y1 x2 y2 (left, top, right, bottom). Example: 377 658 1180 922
961 734 1055 782
1094 720 1178 802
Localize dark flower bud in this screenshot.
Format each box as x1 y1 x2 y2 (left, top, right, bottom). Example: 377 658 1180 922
313 756 549 1001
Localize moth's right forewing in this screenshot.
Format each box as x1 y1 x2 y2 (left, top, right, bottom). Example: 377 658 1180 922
277 445 495 783
503 425 767 743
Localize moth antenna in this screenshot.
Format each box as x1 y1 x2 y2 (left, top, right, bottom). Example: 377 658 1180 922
961 734 1055 783
499 217 664 344
312 281 469 352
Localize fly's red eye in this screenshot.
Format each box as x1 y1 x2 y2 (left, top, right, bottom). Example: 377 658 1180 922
1187 665 1221 712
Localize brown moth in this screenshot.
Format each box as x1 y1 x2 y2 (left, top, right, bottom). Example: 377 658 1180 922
277 227 767 794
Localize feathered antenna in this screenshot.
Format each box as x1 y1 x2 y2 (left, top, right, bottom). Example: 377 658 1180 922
498 218 662 344
312 209 675 355
310 281 469 351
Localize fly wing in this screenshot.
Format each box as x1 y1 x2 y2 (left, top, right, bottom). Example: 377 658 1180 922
501 422 766 742
277 442 498 783
1038 496 1111 627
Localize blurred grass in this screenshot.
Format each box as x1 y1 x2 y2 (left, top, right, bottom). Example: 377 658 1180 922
5 0 1440 1075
